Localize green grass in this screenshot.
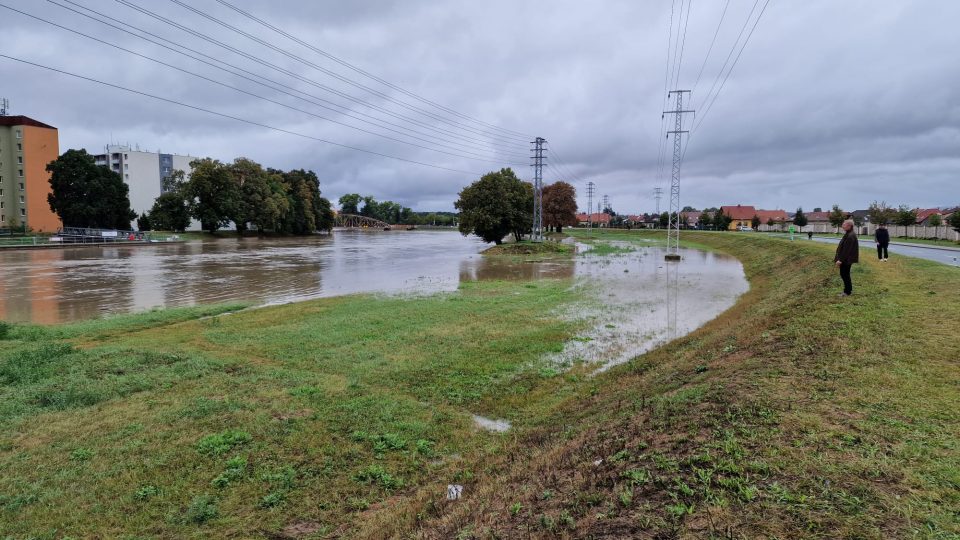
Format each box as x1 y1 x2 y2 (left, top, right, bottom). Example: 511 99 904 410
2 230 958 538
0 280 583 538
359 229 960 539
481 240 575 261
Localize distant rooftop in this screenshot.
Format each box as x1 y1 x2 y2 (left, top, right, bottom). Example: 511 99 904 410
0 115 57 129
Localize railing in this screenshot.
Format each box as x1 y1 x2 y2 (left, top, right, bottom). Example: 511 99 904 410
0 227 183 248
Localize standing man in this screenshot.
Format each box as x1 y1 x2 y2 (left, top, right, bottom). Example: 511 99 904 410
875 223 890 261
834 219 859 297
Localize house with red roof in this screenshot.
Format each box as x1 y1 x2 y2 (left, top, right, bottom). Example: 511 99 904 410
576 212 611 228
915 208 945 226
719 205 757 230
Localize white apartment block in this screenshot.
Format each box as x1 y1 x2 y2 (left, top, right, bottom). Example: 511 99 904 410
92 144 196 227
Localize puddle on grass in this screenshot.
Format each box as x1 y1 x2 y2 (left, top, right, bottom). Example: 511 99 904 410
462 241 748 373
472 415 512 432
558 243 748 372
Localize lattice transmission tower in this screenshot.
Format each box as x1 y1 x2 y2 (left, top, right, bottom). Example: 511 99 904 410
530 137 546 242
663 90 693 261
586 181 596 228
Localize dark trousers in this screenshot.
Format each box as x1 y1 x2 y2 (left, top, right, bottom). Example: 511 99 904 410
877 243 888 259
839 262 853 295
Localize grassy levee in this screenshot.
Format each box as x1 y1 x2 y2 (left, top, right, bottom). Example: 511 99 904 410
0 281 583 538
1 231 957 538
359 230 960 539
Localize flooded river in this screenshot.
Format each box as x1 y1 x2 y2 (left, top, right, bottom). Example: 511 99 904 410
0 233 749 370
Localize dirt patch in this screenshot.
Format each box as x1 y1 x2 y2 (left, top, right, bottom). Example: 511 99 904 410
277 520 323 538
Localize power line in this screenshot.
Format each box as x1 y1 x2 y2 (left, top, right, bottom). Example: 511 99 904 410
110 0 527 155
692 0 773 134
671 0 694 91
50 0 527 159
213 0 531 140
3 3 520 166
548 146 585 185
692 0 762 114
691 0 731 96
162 0 531 145
0 54 485 176
656 0 679 191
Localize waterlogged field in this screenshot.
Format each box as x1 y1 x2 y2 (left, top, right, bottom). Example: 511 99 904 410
1 230 957 539
0 278 588 537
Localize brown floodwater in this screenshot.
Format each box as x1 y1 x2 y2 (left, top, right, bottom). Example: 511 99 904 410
0 231 748 374
548 241 749 372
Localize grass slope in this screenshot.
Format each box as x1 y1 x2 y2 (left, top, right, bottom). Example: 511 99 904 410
0 282 581 538
1 231 957 539
362 230 960 539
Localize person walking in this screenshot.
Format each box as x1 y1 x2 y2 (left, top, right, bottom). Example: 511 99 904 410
875 223 890 261
834 219 859 297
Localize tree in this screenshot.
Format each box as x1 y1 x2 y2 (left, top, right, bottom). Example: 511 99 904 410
793 207 808 231
868 201 893 225
894 205 918 227
699 212 713 230
136 212 152 231
713 208 731 231
751 214 761 230
226 158 289 233
948 208 960 235
928 213 942 239
455 168 532 244
149 192 192 232
183 158 238 232
46 149 136 229
681 205 697 213
766 217 776 227
542 181 577 233
272 169 333 234
813 207 822 213
338 194 361 214
659 212 669 228
828 204 846 233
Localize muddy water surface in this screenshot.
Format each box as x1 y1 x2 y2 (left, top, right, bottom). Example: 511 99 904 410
0 231 747 372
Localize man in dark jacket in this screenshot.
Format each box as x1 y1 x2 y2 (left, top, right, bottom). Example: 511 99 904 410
875 224 890 261
834 219 859 297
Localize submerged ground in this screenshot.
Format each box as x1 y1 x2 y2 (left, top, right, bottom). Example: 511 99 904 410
0 230 957 539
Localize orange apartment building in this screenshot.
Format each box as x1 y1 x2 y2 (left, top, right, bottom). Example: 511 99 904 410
0 115 62 233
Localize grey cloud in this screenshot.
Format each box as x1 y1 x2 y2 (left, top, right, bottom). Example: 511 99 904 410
1 0 957 214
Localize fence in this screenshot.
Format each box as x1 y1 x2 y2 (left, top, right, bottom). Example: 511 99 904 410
757 222 960 241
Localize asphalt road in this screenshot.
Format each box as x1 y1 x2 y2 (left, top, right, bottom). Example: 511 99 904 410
780 234 960 267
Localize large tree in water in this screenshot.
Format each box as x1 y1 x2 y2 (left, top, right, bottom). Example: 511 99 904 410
542 181 578 233
455 168 533 244
46 149 136 230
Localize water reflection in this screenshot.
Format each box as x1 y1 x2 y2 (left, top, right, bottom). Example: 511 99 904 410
0 233 747 345
0 231 486 324
547 244 749 373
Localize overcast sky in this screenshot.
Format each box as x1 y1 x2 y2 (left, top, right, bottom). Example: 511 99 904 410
2 0 958 213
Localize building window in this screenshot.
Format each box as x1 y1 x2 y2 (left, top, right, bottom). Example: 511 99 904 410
19 195 25 203
1 202 4 209
124 163 128 170
20 208 26 217
124 154 128 159
19 183 24 190
17 156 23 164
125 174 129 179
15 130 22 139
17 143 22 151
18 170 23 178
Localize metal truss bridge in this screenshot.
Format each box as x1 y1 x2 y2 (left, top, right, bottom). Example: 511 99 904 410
334 214 392 230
